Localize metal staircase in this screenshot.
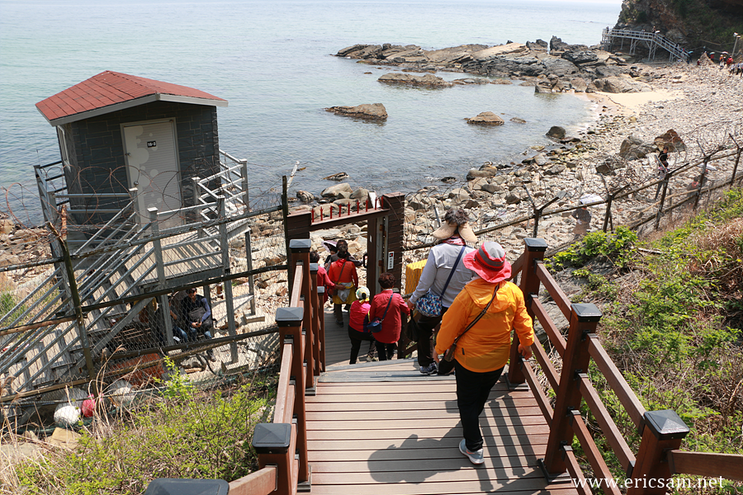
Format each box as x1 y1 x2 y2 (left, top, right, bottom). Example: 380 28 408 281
0 150 258 409
602 27 689 62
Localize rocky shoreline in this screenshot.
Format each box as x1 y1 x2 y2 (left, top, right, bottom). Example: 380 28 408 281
293 49 743 268
1 47 741 308
335 37 655 95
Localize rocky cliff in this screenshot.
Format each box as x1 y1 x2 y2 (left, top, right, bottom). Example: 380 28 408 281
615 0 743 55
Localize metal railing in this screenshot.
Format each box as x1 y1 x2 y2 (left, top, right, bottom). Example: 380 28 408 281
602 27 688 62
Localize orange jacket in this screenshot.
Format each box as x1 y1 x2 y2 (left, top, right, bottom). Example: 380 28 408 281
435 278 534 373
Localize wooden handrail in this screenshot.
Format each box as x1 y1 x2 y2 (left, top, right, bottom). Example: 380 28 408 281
560 446 592 495
510 249 525 278
528 330 560 392
273 342 294 424
535 263 572 319
520 360 554 422
569 410 623 495
228 466 277 495
577 373 636 475
668 450 743 481
290 265 303 307
587 335 646 428
531 297 567 357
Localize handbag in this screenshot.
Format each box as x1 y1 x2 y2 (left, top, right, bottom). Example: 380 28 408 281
330 259 347 296
365 294 394 334
416 246 467 318
443 284 500 362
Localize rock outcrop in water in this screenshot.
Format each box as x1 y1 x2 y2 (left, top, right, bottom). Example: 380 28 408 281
465 112 505 126
335 38 647 94
325 103 388 120
378 72 452 88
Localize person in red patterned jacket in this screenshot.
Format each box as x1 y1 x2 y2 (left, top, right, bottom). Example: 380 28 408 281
310 251 334 305
368 273 410 361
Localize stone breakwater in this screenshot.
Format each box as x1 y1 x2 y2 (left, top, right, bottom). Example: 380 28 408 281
336 37 655 95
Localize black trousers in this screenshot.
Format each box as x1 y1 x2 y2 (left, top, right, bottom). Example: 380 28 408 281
416 307 448 367
348 327 375 364
454 360 505 451
375 341 396 361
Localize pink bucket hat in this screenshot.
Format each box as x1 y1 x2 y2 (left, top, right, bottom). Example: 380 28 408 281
463 241 512 283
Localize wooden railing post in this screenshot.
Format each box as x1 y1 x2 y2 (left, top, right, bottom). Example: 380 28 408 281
316 286 326 372
540 302 602 477
508 237 547 386
276 307 310 488
309 262 322 378
627 410 689 495
290 240 314 391
253 423 293 495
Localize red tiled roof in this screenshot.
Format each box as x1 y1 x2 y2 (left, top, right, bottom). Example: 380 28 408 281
36 71 227 125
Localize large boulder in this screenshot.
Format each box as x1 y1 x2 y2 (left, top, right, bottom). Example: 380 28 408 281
378 73 452 88
325 103 388 120
654 129 686 152
350 187 370 204
619 135 656 160
570 77 588 92
465 111 505 126
296 190 315 203
540 57 579 77
546 126 566 141
595 155 627 175
336 44 372 57
321 182 353 200
595 76 652 93
561 50 599 65
526 39 549 51
466 163 499 180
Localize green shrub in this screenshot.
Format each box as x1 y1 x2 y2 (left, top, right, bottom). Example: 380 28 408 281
547 226 637 271
14 364 277 495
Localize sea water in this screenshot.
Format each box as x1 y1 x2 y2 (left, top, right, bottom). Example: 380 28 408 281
0 0 622 224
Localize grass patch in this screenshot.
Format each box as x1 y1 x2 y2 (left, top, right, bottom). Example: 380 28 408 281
7 358 277 495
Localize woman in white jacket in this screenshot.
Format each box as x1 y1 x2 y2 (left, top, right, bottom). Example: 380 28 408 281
408 209 476 375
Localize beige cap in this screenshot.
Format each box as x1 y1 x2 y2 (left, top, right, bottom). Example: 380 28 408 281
432 221 477 244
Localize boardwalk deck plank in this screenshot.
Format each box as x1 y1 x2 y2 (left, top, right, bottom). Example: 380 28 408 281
304 310 578 494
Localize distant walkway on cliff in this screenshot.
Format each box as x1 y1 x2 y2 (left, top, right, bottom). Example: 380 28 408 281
601 27 689 62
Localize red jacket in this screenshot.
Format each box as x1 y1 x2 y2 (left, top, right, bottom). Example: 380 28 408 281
349 300 371 332
316 265 334 304
368 290 410 344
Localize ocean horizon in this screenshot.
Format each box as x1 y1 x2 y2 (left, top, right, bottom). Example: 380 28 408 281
0 0 622 225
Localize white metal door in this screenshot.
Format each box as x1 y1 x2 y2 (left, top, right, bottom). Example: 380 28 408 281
123 120 182 227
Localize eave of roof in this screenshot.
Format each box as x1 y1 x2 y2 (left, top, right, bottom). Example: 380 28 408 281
35 71 228 126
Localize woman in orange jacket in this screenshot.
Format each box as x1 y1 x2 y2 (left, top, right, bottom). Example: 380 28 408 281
327 251 359 326
435 242 534 465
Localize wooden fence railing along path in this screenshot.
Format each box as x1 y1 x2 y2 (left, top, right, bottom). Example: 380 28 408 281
147 238 743 495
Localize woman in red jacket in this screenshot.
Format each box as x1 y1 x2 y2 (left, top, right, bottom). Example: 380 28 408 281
310 251 334 306
368 273 410 360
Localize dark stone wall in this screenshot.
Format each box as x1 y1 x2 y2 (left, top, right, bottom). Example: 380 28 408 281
62 101 220 225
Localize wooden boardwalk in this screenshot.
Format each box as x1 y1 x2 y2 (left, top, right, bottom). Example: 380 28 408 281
304 309 578 494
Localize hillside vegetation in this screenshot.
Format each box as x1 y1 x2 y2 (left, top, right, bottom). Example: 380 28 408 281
548 187 743 492
616 0 743 55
